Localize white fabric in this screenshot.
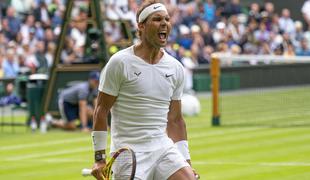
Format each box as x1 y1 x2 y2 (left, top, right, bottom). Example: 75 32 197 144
175 140 191 160
111 145 189 179
138 3 168 23
302 1 310 20
91 131 108 151
99 46 185 152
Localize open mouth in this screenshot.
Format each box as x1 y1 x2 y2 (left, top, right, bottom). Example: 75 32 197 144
158 32 167 40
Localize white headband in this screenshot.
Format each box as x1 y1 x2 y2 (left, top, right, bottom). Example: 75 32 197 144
138 3 168 23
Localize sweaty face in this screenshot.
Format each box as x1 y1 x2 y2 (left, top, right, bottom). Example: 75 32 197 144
141 11 171 48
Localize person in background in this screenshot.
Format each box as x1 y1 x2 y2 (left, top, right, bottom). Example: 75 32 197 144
52 71 100 132
2 48 19 78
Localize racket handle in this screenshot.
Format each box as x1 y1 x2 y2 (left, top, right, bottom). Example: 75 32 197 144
81 168 92 176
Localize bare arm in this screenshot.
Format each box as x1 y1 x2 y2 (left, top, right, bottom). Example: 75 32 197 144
93 92 117 131
167 100 187 142
167 99 197 177
91 92 117 180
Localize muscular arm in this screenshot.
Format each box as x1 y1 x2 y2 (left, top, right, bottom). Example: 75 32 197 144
93 92 117 131
167 100 193 166
167 100 187 142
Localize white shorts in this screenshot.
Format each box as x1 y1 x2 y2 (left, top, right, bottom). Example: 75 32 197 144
111 145 190 180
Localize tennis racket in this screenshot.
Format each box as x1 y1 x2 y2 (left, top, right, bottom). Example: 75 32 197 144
82 147 136 180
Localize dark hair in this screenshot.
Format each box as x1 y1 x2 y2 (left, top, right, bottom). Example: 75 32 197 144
89 71 100 81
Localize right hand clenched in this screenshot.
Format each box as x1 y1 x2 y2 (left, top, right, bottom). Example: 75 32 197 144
91 161 106 180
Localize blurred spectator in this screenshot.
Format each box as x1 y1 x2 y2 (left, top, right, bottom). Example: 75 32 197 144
180 2 200 27
197 45 213 64
283 43 296 57
202 0 216 28
296 38 310 56
61 37 78 64
34 40 49 74
45 42 55 68
4 6 21 40
273 44 284 55
222 0 242 17
257 41 272 55
179 48 197 92
20 14 36 45
262 2 275 31
70 16 87 49
293 21 304 47
33 1 51 28
177 24 193 50
248 2 261 23
227 14 246 45
279 9 295 36
0 82 21 106
199 20 215 48
254 22 270 43
104 21 123 44
191 24 204 49
213 21 227 44
2 48 19 78
10 0 34 18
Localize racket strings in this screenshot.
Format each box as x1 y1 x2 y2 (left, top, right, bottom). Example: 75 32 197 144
108 150 135 180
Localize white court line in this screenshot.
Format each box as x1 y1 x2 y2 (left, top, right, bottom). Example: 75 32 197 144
5 147 92 161
6 157 310 168
0 137 89 151
193 161 310 167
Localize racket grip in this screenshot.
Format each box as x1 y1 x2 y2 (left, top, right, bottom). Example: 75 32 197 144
81 168 92 176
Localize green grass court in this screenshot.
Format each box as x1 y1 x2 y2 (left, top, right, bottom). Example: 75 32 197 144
1 86 310 180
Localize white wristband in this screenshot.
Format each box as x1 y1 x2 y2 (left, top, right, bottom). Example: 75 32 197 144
91 131 108 151
175 140 191 160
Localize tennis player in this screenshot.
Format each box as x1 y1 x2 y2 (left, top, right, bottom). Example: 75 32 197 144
91 1 198 179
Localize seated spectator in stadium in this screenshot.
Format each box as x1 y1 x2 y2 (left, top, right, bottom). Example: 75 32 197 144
199 20 216 48
3 6 21 41
34 40 49 74
227 14 246 45
2 49 19 78
202 0 216 28
295 38 310 56
279 8 295 36
61 37 78 64
0 82 21 106
247 2 261 23
197 45 214 64
254 22 271 43
212 21 228 44
52 71 100 132
33 1 51 28
177 24 193 50
283 43 296 57
222 0 242 17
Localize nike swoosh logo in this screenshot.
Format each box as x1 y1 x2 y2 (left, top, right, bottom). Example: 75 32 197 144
165 74 173 78
153 6 161 9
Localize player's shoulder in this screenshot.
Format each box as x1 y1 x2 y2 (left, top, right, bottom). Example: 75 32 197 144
163 51 184 68
109 46 133 63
